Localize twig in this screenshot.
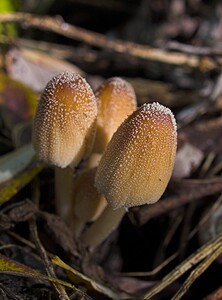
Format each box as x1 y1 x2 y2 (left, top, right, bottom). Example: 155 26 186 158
152 214 182 270
188 194 222 240
0 12 220 70
166 41 222 56
29 179 70 299
29 218 70 300
0 287 8 300
172 243 222 300
0 283 24 300
135 178 222 226
178 203 196 261
120 252 178 277
142 233 222 299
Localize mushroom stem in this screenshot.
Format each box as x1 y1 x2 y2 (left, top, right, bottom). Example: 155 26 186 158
81 206 126 248
54 166 74 222
69 214 85 238
71 161 107 238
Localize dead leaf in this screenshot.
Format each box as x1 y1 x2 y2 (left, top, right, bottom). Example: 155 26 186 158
0 162 44 204
108 275 155 296
38 211 81 260
6 48 84 92
0 253 73 289
52 256 124 300
0 72 37 131
172 142 204 178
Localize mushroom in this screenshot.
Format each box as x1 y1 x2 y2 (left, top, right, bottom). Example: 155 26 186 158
72 77 137 233
32 72 97 220
81 102 177 247
93 77 137 153
70 167 107 237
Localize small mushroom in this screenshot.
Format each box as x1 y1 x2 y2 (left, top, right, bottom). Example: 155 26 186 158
32 72 97 220
93 77 137 153
82 102 177 247
72 77 137 233
32 72 97 168
71 167 107 237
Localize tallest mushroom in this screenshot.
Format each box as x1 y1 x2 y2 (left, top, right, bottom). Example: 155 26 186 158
82 102 177 247
95 102 177 209
32 72 97 220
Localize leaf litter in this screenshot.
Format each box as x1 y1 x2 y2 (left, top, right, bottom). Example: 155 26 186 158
0 2 222 299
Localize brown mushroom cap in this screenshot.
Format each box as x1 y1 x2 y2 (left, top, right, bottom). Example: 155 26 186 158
32 72 97 168
94 77 137 153
95 102 177 209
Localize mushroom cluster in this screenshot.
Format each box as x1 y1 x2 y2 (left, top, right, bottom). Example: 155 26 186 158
32 71 177 248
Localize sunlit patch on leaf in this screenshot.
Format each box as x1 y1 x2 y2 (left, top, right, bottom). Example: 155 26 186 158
0 162 44 204
0 254 73 288
52 256 124 300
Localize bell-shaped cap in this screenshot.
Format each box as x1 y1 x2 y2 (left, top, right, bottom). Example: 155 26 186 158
94 77 137 152
95 102 177 209
32 72 97 168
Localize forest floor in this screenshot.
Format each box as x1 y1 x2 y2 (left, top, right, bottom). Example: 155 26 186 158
0 1 222 299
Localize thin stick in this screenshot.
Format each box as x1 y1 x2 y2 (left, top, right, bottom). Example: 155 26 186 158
0 283 23 300
0 12 220 70
172 243 222 300
120 252 178 277
166 41 222 56
29 218 70 300
135 178 222 226
142 233 222 299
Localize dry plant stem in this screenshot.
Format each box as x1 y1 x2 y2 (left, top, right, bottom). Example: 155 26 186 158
29 218 69 300
136 178 222 226
172 243 222 300
0 13 220 70
0 283 23 300
120 252 178 277
153 214 182 269
55 166 74 223
142 233 222 299
166 41 222 56
189 194 222 240
81 206 126 248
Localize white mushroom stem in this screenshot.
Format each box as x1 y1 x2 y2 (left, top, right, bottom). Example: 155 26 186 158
54 166 74 223
81 206 126 248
